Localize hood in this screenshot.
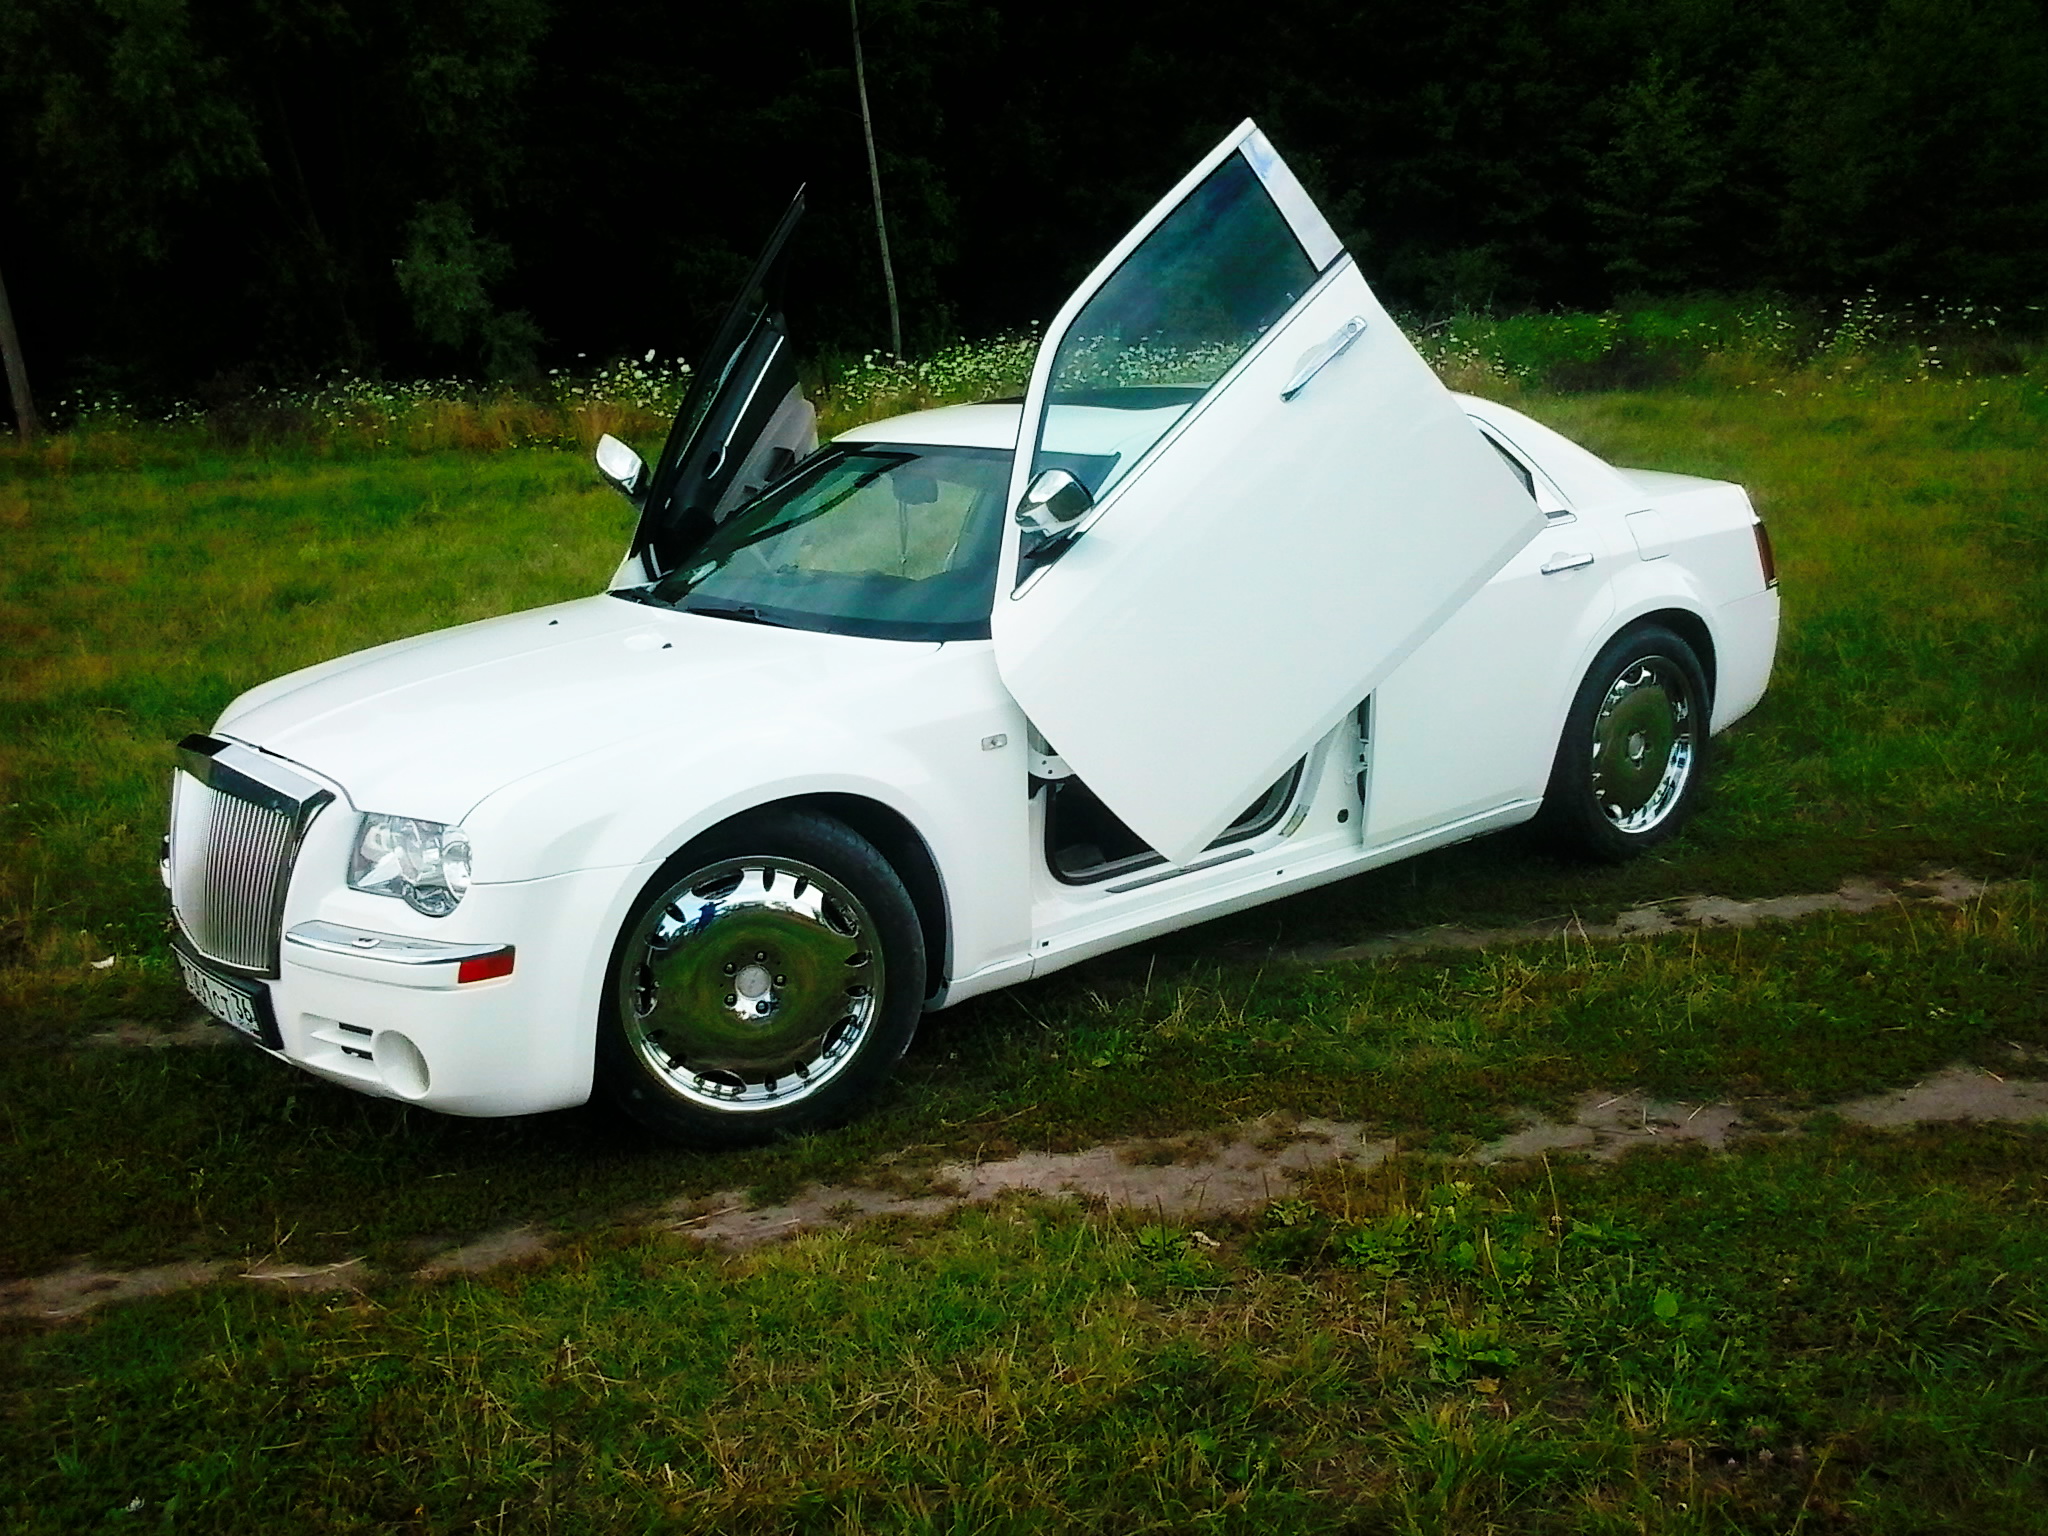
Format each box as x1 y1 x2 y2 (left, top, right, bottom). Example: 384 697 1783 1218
217 595 938 824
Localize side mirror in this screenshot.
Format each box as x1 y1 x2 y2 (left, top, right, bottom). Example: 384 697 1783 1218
1013 467 1093 535
595 433 648 501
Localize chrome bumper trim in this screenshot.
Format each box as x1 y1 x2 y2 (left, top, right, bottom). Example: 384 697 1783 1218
285 921 511 968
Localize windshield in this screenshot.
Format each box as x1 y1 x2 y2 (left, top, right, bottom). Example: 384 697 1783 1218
623 444 1016 641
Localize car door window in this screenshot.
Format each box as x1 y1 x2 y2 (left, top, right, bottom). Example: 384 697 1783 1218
1031 152 1318 502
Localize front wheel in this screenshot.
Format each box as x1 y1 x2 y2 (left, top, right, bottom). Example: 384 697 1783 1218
1535 624 1711 861
596 810 926 1147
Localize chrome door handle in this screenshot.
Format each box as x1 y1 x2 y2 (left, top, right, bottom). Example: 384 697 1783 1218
1541 552 1596 574
1280 316 1368 400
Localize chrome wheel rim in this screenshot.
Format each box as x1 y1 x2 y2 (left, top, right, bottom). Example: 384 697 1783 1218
1589 655 1696 834
619 857 883 1113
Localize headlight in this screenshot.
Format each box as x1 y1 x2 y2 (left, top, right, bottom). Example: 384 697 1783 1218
348 814 472 917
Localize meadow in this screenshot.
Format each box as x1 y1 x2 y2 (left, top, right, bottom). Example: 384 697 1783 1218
1 301 2044 1530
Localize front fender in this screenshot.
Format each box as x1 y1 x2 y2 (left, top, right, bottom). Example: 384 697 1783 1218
460 642 1032 992
464 720 941 880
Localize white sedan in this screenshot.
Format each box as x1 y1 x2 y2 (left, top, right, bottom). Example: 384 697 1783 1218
164 122 1779 1145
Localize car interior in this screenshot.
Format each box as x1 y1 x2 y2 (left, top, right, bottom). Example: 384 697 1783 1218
1042 760 1305 884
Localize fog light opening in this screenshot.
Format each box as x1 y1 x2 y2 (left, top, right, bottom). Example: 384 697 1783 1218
376 1030 432 1099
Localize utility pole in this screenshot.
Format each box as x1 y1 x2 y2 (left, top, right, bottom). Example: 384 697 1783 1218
0 258 38 442
849 0 903 356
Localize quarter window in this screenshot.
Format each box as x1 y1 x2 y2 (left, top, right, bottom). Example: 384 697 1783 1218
1481 431 1537 500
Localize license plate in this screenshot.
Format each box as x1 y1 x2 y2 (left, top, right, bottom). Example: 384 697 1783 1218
175 945 280 1049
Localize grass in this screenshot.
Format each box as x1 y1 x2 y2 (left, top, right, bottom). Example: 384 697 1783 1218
4 354 2043 997
0 449 633 965
1 880 2039 1280
3 1122 2042 1531
1 345 2044 1271
2 313 2045 1527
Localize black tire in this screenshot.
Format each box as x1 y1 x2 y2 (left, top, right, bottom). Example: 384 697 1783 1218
1535 623 1711 862
595 809 925 1147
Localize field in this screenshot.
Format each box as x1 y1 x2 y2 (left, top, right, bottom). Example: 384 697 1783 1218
2 312 2045 1530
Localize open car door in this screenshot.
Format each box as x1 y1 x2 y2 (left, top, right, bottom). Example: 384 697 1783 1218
620 189 818 584
991 122 1545 865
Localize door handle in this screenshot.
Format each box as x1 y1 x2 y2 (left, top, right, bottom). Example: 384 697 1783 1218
1541 552 1596 575
1279 316 1368 400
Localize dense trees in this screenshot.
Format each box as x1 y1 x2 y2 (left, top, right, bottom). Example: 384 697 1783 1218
2 0 2043 407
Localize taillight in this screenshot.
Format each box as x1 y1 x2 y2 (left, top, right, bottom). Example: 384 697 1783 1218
1753 521 1777 587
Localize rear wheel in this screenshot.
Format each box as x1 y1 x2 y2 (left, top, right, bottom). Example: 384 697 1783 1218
596 810 925 1147
1536 624 1710 861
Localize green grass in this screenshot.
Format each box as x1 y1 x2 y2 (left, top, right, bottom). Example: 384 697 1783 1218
2 883 2039 1280
0 365 2043 1267
0 449 634 963
4 1122 2042 1532
4 345 2046 971
3 343 2047 1528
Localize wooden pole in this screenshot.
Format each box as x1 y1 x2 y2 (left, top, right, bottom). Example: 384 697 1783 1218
0 258 38 442
850 0 903 356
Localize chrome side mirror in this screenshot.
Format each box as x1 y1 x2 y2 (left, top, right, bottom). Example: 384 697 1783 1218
595 433 648 501
1013 467 1093 535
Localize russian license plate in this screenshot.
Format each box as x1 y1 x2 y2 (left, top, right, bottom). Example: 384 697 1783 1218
175 945 280 1049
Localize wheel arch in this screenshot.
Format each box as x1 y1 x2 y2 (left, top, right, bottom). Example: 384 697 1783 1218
689 791 951 1003
1621 606 1717 705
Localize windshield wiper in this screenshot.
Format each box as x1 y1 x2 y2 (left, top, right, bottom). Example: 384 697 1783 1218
682 601 798 629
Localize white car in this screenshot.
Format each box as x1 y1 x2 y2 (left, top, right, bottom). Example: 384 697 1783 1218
165 122 1778 1145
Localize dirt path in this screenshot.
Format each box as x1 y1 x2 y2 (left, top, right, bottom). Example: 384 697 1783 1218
13 870 2037 1321
1279 869 1994 969
659 1057 2046 1251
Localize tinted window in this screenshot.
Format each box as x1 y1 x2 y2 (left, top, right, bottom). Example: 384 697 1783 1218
1032 152 1318 502
1481 432 1537 500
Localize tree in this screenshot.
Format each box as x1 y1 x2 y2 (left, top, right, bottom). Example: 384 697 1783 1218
0 257 37 440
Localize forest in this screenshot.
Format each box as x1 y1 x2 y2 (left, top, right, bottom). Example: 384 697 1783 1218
3 0 2046 410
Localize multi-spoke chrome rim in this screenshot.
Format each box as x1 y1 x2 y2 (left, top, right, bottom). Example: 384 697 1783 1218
1589 655 1696 834
618 857 882 1112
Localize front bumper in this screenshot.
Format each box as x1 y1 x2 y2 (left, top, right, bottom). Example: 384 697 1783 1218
178 864 645 1118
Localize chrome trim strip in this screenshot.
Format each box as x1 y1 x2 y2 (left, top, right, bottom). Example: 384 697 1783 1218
285 921 511 968
1239 128 1344 270
1106 845 1255 894
705 328 786 480
175 734 334 827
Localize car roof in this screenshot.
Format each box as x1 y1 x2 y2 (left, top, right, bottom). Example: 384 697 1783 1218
835 393 1633 508
834 402 1022 450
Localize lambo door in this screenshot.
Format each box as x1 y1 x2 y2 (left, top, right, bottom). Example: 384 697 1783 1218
991 122 1545 864
620 190 820 584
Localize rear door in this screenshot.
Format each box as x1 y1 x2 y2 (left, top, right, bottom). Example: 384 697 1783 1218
622 190 819 583
991 122 1545 864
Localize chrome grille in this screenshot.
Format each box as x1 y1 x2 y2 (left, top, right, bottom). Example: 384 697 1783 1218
169 735 334 976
